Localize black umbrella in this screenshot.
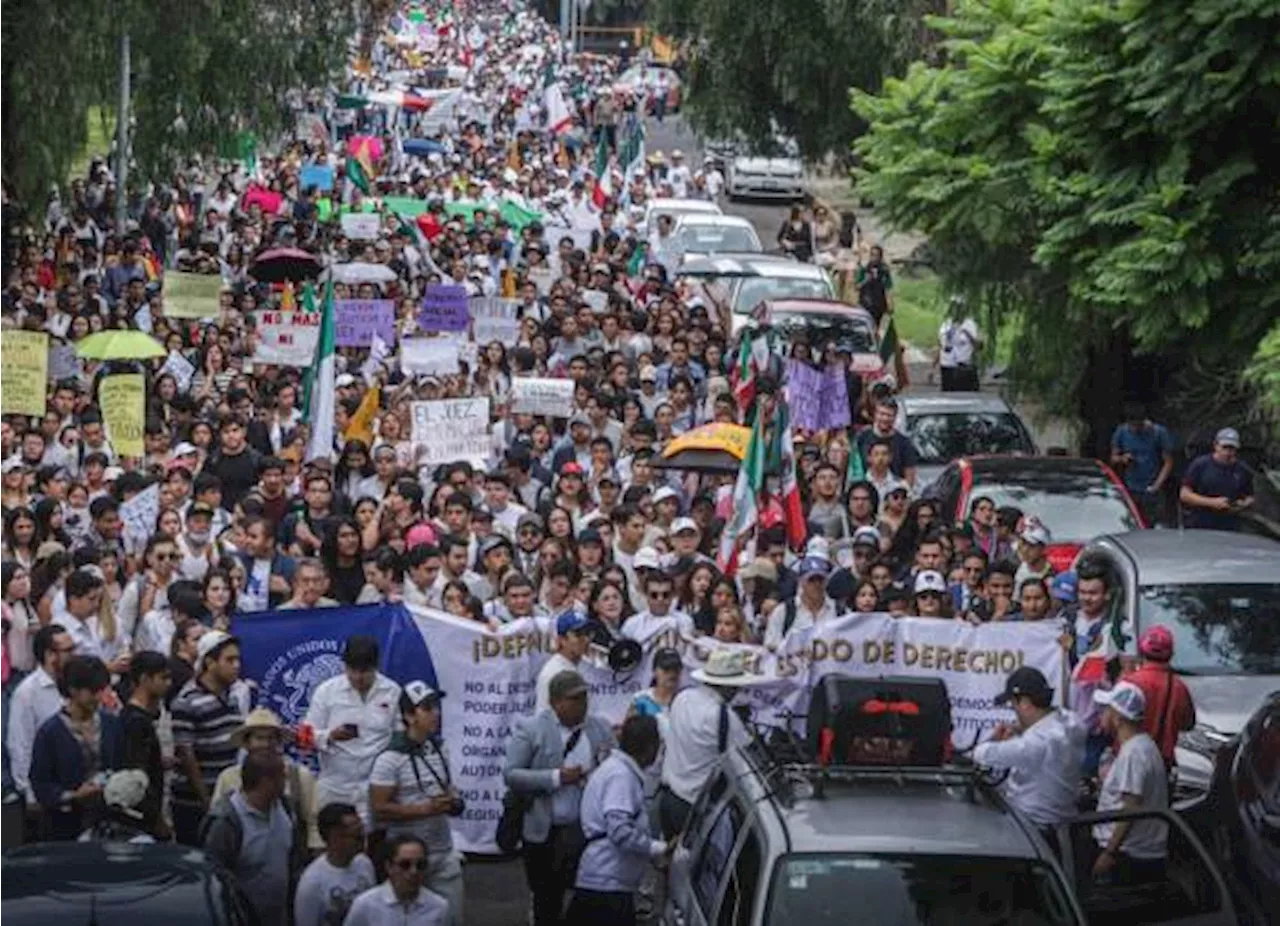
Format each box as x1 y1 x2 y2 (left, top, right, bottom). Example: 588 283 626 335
249 247 323 283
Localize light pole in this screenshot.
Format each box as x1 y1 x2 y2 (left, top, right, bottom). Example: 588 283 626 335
114 31 131 231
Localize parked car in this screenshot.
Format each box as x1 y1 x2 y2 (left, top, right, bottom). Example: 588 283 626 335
678 254 836 332
1206 692 1280 925
726 137 804 202
613 64 681 112
895 392 1038 490
672 213 762 261
3 842 254 925
1074 530 1280 795
926 456 1146 572
642 197 723 241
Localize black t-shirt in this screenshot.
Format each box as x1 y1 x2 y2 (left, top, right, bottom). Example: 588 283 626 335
855 428 918 479
120 702 164 830
208 447 261 509
329 561 366 605
1182 454 1254 529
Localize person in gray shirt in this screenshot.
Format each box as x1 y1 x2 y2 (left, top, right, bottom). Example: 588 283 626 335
202 752 297 926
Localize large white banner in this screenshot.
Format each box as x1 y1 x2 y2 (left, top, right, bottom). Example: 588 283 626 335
404 607 1064 853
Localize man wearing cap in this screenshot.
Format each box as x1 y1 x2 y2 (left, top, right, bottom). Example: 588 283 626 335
912 570 950 617
1013 521 1055 596
211 707 321 853
505 670 616 926
170 630 245 845
1121 626 1195 768
763 555 837 650
1179 427 1254 530
973 666 1086 843
659 650 758 839
1091 682 1170 883
371 681 465 922
305 635 404 827
537 611 596 715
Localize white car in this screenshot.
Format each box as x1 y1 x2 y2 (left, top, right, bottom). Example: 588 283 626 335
726 138 804 201
673 214 762 262
642 197 723 241
678 254 837 334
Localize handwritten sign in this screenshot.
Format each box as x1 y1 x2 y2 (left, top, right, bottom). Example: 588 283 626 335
164 271 221 319
99 374 146 457
787 360 851 431
469 296 521 345
818 366 850 430
0 331 49 416
160 350 197 393
400 338 460 377
419 284 470 332
254 308 321 367
410 398 490 464
341 212 382 240
119 483 160 556
511 377 575 418
335 299 396 348
527 266 555 297
47 342 80 383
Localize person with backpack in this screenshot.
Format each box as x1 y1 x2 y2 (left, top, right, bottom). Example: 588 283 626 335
762 555 839 651
1121 626 1196 769
202 751 298 926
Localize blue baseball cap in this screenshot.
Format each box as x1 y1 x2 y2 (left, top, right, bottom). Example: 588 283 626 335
556 610 591 636
1050 571 1078 603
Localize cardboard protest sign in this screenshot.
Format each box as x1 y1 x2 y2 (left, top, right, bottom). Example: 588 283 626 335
160 350 197 393
419 285 470 332
469 296 521 344
254 307 321 367
341 212 382 240
511 377 575 418
410 398 490 464
580 289 608 313
299 164 335 192
400 338 460 377
119 483 159 556
1 331 50 416
335 299 396 348
786 360 825 431
818 366 851 430
47 342 80 383
527 266 554 297
99 374 146 457
164 271 221 319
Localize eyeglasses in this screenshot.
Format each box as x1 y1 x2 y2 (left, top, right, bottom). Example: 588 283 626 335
393 858 429 872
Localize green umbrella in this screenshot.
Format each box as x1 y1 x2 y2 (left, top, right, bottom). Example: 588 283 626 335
75 330 167 361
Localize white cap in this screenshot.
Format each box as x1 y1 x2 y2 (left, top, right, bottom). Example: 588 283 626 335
172 441 199 457
1020 522 1052 546
670 517 699 536
913 571 947 595
1093 681 1146 721
196 630 237 668
652 486 679 505
634 547 662 570
336 373 357 387
103 466 125 481
852 526 882 549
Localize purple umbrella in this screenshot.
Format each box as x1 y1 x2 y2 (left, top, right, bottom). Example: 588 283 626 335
249 247 323 283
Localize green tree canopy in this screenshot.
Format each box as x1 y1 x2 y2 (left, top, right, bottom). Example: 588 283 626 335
651 0 940 160
2 0 365 211
853 0 1280 450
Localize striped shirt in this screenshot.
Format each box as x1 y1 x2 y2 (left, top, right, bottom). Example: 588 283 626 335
170 678 244 805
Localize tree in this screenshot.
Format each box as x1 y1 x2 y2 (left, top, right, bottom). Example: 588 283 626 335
650 0 940 160
1 0 365 212
852 0 1280 455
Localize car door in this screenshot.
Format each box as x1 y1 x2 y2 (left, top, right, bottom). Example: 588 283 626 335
1053 807 1237 926
667 771 732 926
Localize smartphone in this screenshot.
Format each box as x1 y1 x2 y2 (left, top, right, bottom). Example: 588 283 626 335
343 723 360 737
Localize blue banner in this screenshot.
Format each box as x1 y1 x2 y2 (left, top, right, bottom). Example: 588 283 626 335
232 603 436 731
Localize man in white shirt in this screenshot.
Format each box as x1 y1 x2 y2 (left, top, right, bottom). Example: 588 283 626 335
621 571 695 648
660 649 758 838
1091 682 1170 884
343 834 450 926
483 471 528 537
535 611 594 714
973 667 1087 841
937 301 982 392
6 624 73 804
303 635 403 826
293 802 376 926
763 556 839 651
666 149 691 198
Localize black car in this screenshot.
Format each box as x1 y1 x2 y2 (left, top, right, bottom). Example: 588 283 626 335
3 842 253 925
1208 692 1280 925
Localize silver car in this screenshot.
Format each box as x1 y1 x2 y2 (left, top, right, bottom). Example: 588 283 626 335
895 392 1038 491
726 138 804 202
677 254 836 334
672 214 762 262
1076 530 1280 791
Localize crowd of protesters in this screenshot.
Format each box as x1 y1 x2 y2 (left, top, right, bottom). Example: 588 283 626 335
0 0 1227 922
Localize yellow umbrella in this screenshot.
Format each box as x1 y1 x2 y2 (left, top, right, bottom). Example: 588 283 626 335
74 330 166 361
658 423 752 473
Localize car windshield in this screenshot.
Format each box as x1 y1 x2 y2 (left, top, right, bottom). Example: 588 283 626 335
1138 583 1280 675
733 276 832 313
768 854 1078 926
678 226 760 254
906 413 1033 464
769 311 876 353
977 480 1140 540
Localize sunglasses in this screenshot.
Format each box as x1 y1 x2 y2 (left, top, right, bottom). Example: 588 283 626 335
393 858 429 872
648 590 671 600
155 552 181 561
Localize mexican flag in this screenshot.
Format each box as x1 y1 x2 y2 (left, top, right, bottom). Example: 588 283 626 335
770 400 808 551
302 282 337 463
719 411 766 573
337 91 431 111
543 82 573 136
730 333 771 414
621 122 646 190
591 131 611 210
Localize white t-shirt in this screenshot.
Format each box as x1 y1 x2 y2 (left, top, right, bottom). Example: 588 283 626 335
368 741 456 859
939 318 980 367
293 852 375 926
241 557 273 612
1093 732 1168 859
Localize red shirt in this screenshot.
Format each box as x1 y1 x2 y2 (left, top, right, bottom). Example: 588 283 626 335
1122 662 1196 764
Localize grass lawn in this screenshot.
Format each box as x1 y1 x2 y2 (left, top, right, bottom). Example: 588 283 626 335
892 269 945 349
69 106 114 182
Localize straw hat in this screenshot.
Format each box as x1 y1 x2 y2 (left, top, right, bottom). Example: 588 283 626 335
229 707 288 748
691 649 763 688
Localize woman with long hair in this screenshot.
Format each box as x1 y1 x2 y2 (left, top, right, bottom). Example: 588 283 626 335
3 507 38 568
202 568 238 631
681 562 721 636
334 440 375 503
852 579 881 614
320 517 366 605
31 551 72 626
32 498 71 550
440 579 473 620
192 342 233 401
3 562 38 676
587 578 632 646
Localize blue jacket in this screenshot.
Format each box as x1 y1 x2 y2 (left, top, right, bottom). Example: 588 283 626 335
30 709 125 839
235 550 298 609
